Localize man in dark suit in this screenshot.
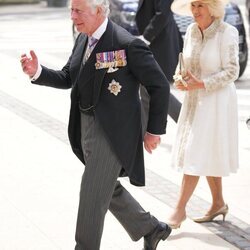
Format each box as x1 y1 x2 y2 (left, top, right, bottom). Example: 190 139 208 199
136 0 183 123
20 0 171 249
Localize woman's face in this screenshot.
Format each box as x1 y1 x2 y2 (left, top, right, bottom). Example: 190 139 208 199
191 1 213 29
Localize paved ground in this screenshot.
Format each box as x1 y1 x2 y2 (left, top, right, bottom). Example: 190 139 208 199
0 1 250 249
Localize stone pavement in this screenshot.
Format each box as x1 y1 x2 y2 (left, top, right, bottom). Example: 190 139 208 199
0 1 250 249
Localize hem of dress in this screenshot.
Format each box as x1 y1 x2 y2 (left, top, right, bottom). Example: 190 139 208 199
175 166 238 177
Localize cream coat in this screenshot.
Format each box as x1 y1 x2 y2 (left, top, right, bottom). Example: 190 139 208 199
171 19 239 176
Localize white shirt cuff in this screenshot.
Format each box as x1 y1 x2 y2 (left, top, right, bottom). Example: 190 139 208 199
30 64 42 81
138 35 150 45
146 132 160 136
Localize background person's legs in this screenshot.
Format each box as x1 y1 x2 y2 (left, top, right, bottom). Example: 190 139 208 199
140 85 181 135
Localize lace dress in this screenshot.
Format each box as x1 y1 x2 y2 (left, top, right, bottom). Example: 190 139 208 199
171 19 239 176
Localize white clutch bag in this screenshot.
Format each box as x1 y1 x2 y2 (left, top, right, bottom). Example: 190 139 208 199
173 52 188 87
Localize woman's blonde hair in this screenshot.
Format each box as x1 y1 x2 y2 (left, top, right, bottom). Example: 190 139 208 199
201 0 226 19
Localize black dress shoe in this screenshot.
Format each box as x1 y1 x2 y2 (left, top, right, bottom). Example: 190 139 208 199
144 222 172 250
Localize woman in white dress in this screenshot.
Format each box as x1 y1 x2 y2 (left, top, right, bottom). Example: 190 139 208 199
167 0 239 229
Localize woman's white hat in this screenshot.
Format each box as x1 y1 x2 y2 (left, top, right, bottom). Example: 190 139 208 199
171 0 229 16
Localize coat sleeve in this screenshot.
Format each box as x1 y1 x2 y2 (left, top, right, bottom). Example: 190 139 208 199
33 62 72 89
203 25 239 92
143 0 174 42
127 38 170 134
31 34 82 89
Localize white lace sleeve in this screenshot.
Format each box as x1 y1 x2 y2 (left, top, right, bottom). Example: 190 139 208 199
203 25 239 92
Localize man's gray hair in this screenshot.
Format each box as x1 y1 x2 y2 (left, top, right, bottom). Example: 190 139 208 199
87 0 110 17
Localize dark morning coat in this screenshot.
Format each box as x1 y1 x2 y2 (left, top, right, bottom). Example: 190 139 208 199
136 0 183 81
32 20 170 186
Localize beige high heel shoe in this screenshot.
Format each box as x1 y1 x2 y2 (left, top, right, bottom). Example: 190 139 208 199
167 215 186 229
193 204 229 223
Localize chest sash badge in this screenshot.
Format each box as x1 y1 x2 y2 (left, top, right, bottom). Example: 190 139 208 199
108 79 122 96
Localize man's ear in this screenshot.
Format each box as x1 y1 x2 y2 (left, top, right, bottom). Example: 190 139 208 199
96 6 103 17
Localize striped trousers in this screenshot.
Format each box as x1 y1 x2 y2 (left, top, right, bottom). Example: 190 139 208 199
75 113 158 250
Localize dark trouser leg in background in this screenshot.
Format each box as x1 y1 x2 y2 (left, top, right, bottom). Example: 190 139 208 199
140 85 181 135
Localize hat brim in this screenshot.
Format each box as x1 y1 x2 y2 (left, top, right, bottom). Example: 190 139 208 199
171 0 192 16
171 0 229 16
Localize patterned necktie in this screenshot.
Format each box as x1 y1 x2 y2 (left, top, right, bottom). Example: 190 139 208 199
84 36 98 62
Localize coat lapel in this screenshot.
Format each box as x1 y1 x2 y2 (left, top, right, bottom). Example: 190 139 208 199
72 35 88 77
92 68 108 107
92 20 115 106
75 20 115 107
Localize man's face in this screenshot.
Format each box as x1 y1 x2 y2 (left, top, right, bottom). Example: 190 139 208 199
71 0 99 35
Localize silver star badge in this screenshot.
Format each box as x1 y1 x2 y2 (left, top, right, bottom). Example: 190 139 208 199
108 79 122 96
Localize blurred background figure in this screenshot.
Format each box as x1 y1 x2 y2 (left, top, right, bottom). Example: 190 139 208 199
136 0 183 82
246 117 250 129
136 0 183 124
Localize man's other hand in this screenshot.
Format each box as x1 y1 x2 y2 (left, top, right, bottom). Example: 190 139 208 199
144 132 161 154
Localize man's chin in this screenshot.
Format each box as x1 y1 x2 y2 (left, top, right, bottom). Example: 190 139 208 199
75 24 84 32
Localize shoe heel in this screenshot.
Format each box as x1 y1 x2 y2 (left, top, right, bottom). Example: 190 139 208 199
222 212 227 221
222 214 226 221
162 227 172 241
222 204 229 221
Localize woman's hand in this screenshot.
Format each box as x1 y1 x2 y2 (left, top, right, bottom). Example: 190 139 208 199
182 71 205 91
174 80 187 91
173 72 187 90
